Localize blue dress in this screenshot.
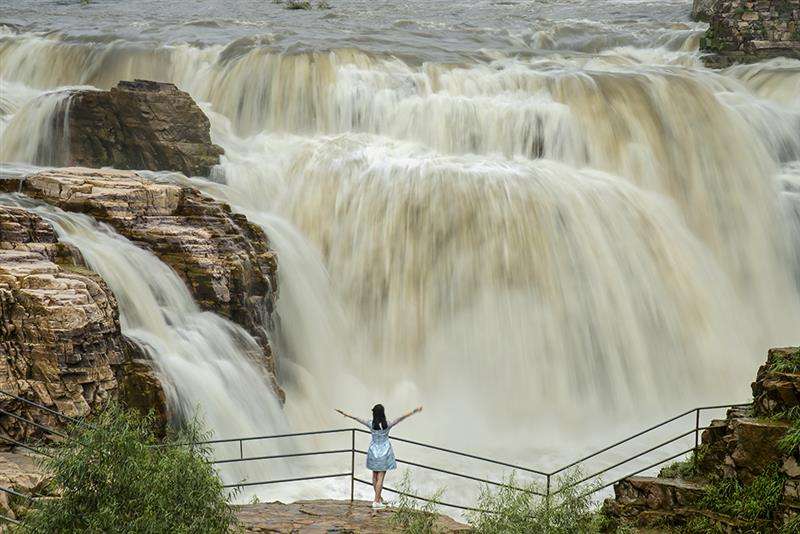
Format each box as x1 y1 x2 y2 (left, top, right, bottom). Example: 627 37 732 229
356 417 398 471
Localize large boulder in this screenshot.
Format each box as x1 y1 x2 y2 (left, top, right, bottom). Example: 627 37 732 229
0 205 166 443
1 168 282 399
64 80 224 176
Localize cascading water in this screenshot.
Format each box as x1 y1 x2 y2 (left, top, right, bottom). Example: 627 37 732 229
0 194 291 497
2 0 800 499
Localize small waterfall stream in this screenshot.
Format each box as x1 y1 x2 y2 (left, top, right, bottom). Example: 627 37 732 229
0 194 292 498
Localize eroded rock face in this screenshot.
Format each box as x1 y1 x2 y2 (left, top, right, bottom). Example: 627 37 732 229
0 204 166 442
692 0 720 22
1 168 282 399
0 452 48 521
701 0 800 66
602 347 800 531
65 80 224 176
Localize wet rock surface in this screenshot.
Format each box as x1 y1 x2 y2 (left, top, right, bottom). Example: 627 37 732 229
603 347 800 531
1 168 282 398
0 204 164 442
64 80 224 176
236 500 471 533
701 0 800 66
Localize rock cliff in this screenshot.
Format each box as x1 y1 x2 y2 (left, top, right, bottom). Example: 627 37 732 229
0 205 166 443
64 80 224 176
603 347 800 532
0 168 282 399
700 0 800 66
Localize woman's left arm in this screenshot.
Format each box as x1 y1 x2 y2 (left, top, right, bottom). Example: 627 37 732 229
389 406 423 428
335 409 371 428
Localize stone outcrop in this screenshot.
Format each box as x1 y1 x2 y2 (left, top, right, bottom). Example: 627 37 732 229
236 500 471 533
693 0 721 21
700 0 800 66
603 347 800 532
0 205 166 443
1 168 282 399
64 80 224 176
0 452 48 522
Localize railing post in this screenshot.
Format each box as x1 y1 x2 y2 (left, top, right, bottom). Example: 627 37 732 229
239 439 243 460
350 429 355 503
693 408 700 470
545 474 551 511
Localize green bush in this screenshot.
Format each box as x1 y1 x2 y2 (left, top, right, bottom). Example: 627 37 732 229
467 470 601 534
769 349 800 373
19 403 237 533
697 466 785 524
389 471 445 534
778 418 800 455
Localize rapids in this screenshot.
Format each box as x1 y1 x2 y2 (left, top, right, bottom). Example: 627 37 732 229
1 0 800 507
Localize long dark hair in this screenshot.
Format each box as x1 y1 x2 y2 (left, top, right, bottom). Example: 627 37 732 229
372 404 388 430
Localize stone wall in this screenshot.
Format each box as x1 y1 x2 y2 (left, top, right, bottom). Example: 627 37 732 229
701 0 800 65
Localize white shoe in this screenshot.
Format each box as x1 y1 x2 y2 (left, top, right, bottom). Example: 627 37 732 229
372 501 386 509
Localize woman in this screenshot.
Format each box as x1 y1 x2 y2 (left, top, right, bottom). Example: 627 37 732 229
336 404 423 509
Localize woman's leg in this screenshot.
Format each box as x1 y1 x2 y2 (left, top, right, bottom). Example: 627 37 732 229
372 471 378 502
375 471 386 504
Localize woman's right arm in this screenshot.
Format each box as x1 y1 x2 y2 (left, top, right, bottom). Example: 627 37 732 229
335 409 371 428
389 406 423 428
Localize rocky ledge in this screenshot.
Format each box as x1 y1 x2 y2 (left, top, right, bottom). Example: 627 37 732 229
699 0 800 66
603 347 800 531
0 168 282 399
0 205 166 443
236 500 471 533
64 80 224 176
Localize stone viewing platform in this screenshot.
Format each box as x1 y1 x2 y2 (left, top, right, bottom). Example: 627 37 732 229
698 0 800 65
236 499 471 533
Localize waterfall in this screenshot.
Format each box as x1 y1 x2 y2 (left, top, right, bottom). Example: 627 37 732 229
0 194 291 496
1 30 799 459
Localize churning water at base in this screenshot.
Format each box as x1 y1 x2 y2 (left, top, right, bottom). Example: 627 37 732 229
0 194 292 498
1 0 800 504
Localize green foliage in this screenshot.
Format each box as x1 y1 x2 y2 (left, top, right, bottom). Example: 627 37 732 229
659 449 705 480
780 512 800 534
20 403 237 534
285 0 312 9
389 471 445 534
467 470 601 534
769 349 800 373
697 466 786 524
778 417 800 454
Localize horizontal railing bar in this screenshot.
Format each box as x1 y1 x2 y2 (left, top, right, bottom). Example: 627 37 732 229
550 403 747 475
0 514 21 525
555 427 705 494
166 428 354 447
223 472 351 488
575 447 696 501
212 448 351 465
354 429 548 476
353 448 543 496
0 389 84 425
0 408 67 438
353 477 491 513
0 435 51 457
0 486 35 501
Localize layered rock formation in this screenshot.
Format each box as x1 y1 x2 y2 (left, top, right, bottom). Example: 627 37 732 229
700 0 800 66
0 205 166 443
64 80 224 176
0 452 47 523
693 0 721 22
603 347 800 531
0 168 282 399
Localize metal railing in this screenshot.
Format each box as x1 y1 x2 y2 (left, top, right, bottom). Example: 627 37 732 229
0 388 750 518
